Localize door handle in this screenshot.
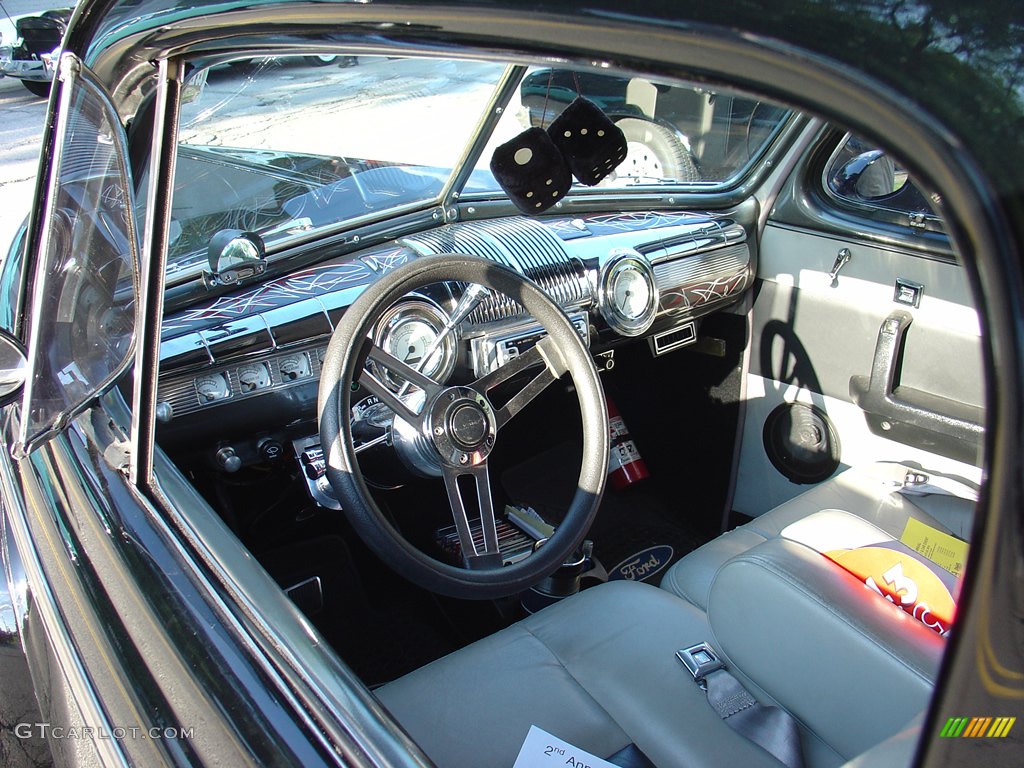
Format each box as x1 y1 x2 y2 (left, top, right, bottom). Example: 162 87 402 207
849 311 983 462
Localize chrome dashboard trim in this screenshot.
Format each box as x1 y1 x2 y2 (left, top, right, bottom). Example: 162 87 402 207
597 249 659 337
157 212 755 419
403 218 593 323
654 242 752 317
159 341 327 418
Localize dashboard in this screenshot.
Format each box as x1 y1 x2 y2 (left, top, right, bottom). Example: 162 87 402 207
156 208 756 493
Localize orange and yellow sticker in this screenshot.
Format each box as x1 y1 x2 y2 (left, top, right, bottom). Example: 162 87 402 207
824 546 955 636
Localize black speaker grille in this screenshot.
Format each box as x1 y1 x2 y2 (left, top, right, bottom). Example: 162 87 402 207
762 402 841 484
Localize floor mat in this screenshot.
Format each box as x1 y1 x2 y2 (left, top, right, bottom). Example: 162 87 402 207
588 488 705 585
259 536 456 686
501 443 706 586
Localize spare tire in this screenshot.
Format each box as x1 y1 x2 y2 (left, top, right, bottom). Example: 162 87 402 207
614 117 700 183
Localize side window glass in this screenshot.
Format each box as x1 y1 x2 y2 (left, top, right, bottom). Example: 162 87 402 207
824 133 940 225
20 57 138 451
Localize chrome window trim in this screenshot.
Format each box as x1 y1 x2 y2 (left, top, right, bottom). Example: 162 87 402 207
132 57 180 486
441 63 525 212
145 453 431 767
133 55 431 765
17 53 141 457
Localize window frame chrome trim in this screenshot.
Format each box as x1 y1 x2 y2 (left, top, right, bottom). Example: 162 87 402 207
16 53 141 458
131 57 180 486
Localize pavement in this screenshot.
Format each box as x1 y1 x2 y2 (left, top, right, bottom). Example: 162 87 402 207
0 76 46 257
0 0 55 256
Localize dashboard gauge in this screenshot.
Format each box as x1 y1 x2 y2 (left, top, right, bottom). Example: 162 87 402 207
279 352 312 381
195 372 232 403
599 250 659 336
237 361 272 392
385 318 438 370
372 299 456 391
612 266 652 320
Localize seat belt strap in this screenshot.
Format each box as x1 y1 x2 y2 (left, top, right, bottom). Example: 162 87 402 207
677 643 804 768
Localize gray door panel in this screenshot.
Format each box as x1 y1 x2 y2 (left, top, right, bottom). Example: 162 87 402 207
733 222 983 518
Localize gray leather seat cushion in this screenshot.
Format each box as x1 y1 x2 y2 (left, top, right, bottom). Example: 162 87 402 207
663 462 975 611
377 581 814 768
708 538 942 761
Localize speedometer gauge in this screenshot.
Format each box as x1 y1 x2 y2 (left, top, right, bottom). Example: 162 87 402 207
599 250 659 336
372 299 456 391
386 318 439 370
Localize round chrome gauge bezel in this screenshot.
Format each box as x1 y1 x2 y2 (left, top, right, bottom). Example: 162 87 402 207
598 250 659 337
371 297 457 391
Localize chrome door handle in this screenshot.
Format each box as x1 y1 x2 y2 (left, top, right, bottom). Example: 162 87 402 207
829 248 852 282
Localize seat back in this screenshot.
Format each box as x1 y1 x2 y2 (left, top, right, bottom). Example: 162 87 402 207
708 537 943 762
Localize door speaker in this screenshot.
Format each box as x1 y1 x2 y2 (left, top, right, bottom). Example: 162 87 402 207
762 402 841 484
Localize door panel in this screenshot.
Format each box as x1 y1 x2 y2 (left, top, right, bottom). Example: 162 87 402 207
733 222 983 518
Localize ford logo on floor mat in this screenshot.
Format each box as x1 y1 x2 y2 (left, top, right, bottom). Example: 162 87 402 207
610 545 675 582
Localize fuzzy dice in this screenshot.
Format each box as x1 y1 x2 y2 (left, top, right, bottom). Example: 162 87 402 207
489 127 573 214
548 97 627 186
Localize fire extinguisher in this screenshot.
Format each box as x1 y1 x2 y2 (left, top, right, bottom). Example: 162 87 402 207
607 394 650 490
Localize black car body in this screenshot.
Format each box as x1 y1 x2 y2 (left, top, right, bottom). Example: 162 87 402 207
0 7 72 97
0 1 1021 767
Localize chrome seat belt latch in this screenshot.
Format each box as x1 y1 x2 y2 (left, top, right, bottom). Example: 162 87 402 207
676 642 726 688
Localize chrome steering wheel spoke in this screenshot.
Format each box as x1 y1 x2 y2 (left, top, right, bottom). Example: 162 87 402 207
441 460 503 569
358 341 444 427
471 335 568 430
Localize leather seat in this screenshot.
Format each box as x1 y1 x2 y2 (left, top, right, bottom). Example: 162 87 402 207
661 462 976 612
375 462 973 767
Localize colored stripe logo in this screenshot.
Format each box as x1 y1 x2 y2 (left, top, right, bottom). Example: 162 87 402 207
939 716 1016 738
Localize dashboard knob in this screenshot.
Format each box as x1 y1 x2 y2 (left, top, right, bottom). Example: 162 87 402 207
258 438 284 463
216 446 242 473
155 401 174 423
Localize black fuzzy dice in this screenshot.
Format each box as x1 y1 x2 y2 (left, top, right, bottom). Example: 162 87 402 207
489 127 572 214
548 97 627 186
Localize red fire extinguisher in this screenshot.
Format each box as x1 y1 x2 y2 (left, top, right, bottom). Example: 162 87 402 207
607 395 650 490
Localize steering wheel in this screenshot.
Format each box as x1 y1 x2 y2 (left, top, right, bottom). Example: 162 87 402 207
317 254 608 599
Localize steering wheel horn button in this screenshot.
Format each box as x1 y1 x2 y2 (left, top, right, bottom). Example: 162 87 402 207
426 386 498 466
449 403 489 448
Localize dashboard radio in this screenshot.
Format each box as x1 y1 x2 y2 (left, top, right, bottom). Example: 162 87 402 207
469 313 589 377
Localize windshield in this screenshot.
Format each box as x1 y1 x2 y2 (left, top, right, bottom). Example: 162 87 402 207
169 56 790 284
169 56 507 283
481 68 790 189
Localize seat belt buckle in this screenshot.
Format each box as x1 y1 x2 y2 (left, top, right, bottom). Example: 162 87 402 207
676 642 726 688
